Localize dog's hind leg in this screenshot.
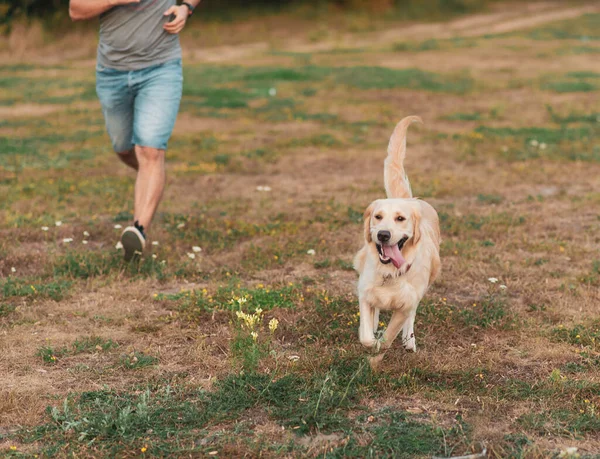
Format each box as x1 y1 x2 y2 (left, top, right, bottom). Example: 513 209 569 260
401 308 417 352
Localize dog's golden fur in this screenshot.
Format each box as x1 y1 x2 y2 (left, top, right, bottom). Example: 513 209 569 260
353 116 441 360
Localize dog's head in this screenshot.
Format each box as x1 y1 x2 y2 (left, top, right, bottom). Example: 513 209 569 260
363 198 421 272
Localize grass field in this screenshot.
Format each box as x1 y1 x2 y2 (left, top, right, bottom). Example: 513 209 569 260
1 2 600 457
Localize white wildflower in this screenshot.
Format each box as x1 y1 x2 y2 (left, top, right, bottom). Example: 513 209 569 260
11 267 16 273
82 240 88 245
152 241 159 246
41 226 49 231
307 249 316 255
250 331 258 341
288 355 300 362
539 143 547 150
256 185 272 192
192 246 202 253
177 223 185 229
488 277 498 283
116 241 123 250
530 139 538 147
114 224 122 229
55 221 62 227
63 238 73 243
268 87 277 97
152 254 157 259
83 231 90 237
187 253 196 259
499 284 507 290
559 446 579 458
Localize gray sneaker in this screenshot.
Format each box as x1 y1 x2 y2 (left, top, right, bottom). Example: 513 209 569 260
121 225 146 262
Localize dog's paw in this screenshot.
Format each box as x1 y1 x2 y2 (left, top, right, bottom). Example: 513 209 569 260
403 333 416 352
368 353 385 370
359 337 378 349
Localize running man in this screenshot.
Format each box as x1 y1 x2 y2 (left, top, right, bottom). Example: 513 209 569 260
69 0 201 260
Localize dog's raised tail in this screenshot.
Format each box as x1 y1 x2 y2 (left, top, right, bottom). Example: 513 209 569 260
384 115 423 199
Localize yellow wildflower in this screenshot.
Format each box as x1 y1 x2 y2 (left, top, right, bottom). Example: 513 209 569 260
269 318 279 333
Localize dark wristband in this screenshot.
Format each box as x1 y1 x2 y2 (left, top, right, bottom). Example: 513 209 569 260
182 1 194 15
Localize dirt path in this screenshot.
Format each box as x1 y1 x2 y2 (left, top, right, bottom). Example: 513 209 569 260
191 2 600 61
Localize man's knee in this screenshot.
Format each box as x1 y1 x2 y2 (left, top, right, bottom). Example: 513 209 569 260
136 145 164 162
116 148 134 157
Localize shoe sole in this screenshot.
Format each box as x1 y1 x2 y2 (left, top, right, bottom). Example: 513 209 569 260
121 228 144 262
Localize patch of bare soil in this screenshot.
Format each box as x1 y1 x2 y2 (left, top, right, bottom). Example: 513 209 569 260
0 104 62 118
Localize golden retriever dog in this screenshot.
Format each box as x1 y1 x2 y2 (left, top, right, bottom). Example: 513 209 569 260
353 116 441 361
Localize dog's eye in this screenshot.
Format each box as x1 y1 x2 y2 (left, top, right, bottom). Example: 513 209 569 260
396 216 406 222
374 215 382 220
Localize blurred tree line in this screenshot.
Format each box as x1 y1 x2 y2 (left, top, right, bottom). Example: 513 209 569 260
2 0 491 23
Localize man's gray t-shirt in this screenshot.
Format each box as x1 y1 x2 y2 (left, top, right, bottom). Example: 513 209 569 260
97 0 182 71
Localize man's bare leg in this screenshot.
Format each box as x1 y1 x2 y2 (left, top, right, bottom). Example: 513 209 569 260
117 148 139 171
134 145 165 230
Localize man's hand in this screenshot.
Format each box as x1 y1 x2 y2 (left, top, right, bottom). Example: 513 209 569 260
163 5 189 34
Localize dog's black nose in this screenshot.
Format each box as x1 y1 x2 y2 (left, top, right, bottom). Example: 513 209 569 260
377 230 391 243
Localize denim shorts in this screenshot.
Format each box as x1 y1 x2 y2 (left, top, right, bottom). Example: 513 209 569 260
96 58 183 152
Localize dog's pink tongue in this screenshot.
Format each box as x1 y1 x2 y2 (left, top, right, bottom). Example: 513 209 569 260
382 244 406 269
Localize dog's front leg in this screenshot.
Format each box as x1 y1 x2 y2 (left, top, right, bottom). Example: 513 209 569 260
358 298 377 349
401 308 417 352
373 307 380 334
380 309 409 352
368 308 409 369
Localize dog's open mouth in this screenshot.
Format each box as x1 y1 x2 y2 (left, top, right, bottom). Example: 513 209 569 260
376 236 408 269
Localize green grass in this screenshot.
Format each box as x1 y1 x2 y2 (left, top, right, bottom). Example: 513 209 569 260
36 345 69 364
541 72 599 93
0 303 16 317
547 105 600 124
419 294 514 332
72 336 119 354
477 193 504 205
439 210 525 237
1 278 71 301
52 251 168 280
393 36 477 53
444 111 482 121
36 336 118 365
551 321 600 351
182 65 475 98
334 66 474 93
475 125 592 143
13 357 468 457
518 408 600 437
157 283 303 323
557 45 600 55
120 351 159 369
329 408 462 458
523 13 600 41
0 76 96 105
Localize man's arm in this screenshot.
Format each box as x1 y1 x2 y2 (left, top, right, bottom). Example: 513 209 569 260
69 0 140 21
163 0 201 34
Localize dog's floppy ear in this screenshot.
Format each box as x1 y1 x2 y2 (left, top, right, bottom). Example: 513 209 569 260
411 206 422 245
363 202 375 243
